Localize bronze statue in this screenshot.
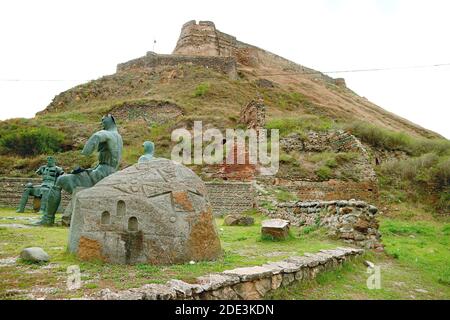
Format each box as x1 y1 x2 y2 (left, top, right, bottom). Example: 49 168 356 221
34 114 123 226
16 156 64 213
138 141 155 163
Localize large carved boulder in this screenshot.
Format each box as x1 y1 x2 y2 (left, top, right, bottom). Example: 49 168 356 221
67 158 222 265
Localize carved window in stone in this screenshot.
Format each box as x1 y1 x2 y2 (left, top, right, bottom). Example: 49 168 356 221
101 211 111 225
128 216 138 232
117 200 126 217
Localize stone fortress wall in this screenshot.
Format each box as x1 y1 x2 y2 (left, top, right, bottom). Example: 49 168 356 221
117 51 238 80
173 20 345 86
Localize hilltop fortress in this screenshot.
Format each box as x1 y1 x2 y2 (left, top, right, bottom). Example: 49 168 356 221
118 20 345 86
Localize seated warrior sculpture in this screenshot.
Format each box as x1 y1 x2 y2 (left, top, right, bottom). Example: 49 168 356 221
138 141 155 163
17 156 64 213
35 114 123 226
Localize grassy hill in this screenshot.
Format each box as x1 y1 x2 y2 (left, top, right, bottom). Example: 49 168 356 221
0 23 449 214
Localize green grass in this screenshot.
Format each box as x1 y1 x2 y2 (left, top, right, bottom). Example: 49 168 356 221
266 115 335 137
0 208 341 299
1 208 449 300
268 217 450 300
345 120 450 156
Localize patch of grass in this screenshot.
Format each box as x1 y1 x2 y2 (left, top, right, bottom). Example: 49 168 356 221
346 121 450 156
266 115 335 137
380 218 450 287
193 82 210 97
268 217 450 300
315 165 333 181
260 230 294 242
378 153 450 211
273 188 298 202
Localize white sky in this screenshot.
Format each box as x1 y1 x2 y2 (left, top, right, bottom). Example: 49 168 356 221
0 0 449 138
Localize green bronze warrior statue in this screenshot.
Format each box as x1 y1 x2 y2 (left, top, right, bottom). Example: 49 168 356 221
16 156 64 213
34 114 123 226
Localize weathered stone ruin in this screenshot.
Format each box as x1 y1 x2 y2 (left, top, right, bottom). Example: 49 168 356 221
239 99 266 131
261 219 290 240
67 158 222 264
110 100 183 125
272 200 382 250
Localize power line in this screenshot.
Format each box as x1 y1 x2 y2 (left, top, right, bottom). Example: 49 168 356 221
0 62 449 82
0 79 87 82
256 63 450 76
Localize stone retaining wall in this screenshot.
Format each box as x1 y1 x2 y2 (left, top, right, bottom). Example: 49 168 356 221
206 182 255 217
293 180 379 203
98 247 363 300
0 177 70 210
273 200 382 250
0 178 256 218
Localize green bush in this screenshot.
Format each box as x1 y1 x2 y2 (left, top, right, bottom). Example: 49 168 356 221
193 82 210 97
274 188 298 202
433 158 450 188
345 121 414 152
316 166 333 180
0 127 65 157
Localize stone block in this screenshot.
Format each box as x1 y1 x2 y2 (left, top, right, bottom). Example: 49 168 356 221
223 266 273 281
223 214 255 226
196 273 240 291
67 158 222 265
261 219 290 240
20 247 50 263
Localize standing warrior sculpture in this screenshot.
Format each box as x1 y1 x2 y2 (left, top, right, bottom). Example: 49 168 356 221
16 156 64 213
35 114 123 226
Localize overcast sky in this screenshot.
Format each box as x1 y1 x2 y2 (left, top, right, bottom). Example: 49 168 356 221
0 0 449 138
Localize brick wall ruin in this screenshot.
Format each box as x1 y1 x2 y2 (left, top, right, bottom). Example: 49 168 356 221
0 178 255 218
206 182 256 216
266 179 378 203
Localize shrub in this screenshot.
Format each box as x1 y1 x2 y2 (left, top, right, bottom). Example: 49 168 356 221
274 188 298 202
0 127 65 157
193 82 210 97
279 153 299 165
316 166 333 180
433 158 450 188
345 121 413 152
